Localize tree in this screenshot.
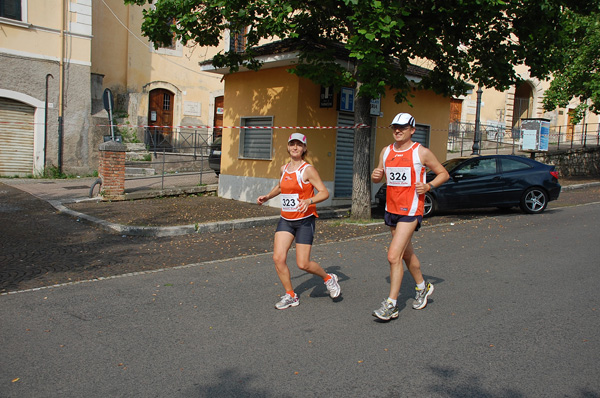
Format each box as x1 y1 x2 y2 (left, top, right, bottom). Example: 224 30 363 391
125 0 593 219
543 9 600 124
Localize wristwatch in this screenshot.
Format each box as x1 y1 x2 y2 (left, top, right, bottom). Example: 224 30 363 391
428 183 435 191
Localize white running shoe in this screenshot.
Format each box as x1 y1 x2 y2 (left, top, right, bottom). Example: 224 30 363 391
275 293 299 310
325 273 341 298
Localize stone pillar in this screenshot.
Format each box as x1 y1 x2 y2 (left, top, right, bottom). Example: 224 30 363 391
98 140 127 200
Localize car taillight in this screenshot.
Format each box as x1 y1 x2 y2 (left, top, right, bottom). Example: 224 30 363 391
550 171 559 180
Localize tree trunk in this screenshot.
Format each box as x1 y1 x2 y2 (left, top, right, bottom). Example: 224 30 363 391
350 92 372 220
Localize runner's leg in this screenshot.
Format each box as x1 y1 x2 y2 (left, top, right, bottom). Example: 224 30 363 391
273 231 296 292
403 240 424 285
295 243 328 279
387 220 418 300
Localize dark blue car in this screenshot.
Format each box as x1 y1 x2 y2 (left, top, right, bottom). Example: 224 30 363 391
375 155 561 217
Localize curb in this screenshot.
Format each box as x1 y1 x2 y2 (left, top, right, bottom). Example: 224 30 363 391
47 182 600 237
561 182 600 191
51 199 351 237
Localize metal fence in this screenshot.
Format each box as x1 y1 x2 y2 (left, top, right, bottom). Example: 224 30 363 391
123 128 218 191
448 122 600 156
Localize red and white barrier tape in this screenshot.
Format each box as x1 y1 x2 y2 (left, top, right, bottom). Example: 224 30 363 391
95 123 372 129
0 121 372 129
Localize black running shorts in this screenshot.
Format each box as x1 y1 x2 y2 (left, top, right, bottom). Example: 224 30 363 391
384 211 423 231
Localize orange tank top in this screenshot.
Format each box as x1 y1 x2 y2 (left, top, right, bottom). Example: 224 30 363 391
279 162 318 220
382 142 426 216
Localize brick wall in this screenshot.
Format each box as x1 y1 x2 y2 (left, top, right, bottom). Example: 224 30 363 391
98 141 127 200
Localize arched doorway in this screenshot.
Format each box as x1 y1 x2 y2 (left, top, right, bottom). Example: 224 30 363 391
512 83 534 134
147 88 174 151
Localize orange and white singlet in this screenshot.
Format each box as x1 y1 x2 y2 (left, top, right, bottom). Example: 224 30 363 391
382 142 426 216
279 162 318 220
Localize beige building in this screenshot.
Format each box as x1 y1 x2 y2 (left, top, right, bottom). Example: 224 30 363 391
90 0 226 151
1 0 93 176
454 65 598 143
0 0 228 177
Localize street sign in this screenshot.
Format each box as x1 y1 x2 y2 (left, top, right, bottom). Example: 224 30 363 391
103 88 115 140
340 87 354 112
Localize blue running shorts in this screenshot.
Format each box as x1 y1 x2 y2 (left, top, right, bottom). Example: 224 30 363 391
276 215 316 245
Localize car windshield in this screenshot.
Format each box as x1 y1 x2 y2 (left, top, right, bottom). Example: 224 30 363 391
442 158 467 172
425 157 467 174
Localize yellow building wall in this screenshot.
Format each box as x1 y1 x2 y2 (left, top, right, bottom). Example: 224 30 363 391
222 67 300 178
377 88 451 163
2 0 90 64
91 0 129 87
222 66 451 183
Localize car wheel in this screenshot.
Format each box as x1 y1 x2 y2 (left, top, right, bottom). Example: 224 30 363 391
520 187 548 214
424 192 436 217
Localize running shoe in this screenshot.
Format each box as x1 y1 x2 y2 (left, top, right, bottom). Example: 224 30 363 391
325 273 341 298
413 282 434 310
275 293 299 310
372 299 399 321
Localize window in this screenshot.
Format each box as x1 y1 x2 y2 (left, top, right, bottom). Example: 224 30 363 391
229 28 247 53
413 124 430 147
160 18 177 50
239 116 273 159
455 158 497 179
501 157 532 173
0 0 21 21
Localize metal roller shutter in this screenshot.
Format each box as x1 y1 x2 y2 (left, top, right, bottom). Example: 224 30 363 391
0 98 35 176
240 116 273 159
334 113 355 198
413 125 430 147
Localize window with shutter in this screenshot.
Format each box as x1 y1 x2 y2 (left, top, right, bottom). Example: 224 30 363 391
239 117 273 160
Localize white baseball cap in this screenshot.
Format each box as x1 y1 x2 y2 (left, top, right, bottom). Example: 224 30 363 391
390 113 415 127
288 133 307 144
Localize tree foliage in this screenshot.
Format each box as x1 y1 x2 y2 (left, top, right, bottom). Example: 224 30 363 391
543 9 600 124
125 0 595 218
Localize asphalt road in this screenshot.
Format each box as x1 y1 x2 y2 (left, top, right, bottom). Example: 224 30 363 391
1 199 599 397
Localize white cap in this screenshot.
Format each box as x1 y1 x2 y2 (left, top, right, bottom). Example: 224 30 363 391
390 113 415 127
288 133 307 144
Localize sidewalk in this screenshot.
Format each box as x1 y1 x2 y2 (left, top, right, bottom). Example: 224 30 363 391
1 174 351 237
3 172 600 238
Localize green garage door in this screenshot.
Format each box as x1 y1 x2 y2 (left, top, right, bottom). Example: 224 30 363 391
0 98 35 176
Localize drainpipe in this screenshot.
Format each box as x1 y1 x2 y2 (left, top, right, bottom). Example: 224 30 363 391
45 74 54 168
58 0 66 173
471 87 483 155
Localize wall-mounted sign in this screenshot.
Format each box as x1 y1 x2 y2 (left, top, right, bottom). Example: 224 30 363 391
320 86 334 108
216 107 224 115
150 111 157 122
370 96 381 116
184 101 201 116
340 87 354 112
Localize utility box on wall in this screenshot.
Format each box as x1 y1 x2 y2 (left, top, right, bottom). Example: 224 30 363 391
521 118 550 151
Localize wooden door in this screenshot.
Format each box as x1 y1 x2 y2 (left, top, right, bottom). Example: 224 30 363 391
148 89 174 148
450 99 462 123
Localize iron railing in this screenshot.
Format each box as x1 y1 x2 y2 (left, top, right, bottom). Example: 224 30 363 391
448 122 600 156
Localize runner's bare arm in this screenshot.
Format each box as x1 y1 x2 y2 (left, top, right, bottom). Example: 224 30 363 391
371 147 386 183
257 166 284 205
415 146 450 195
299 166 329 212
